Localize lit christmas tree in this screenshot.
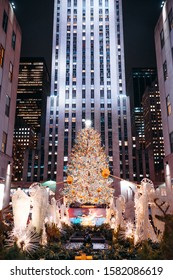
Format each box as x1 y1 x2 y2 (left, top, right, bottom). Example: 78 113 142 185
62 123 114 206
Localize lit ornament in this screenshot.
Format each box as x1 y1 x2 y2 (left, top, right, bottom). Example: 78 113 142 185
102 168 110 179
67 176 73 185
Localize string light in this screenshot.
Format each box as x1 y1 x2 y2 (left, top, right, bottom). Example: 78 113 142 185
11 2 16 9
62 127 114 205
161 1 165 8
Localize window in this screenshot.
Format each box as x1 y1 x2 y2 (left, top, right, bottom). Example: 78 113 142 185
72 90 76 99
100 89 104 98
65 90 69 99
5 95 10 117
108 112 112 129
9 62 13 82
1 132 7 153
168 8 173 31
0 44 5 67
12 31 16 50
163 60 168 81
82 90 85 98
166 95 172 116
91 89 94 99
2 10 8 33
170 131 173 153
105 0 109 7
160 29 164 48
107 90 111 99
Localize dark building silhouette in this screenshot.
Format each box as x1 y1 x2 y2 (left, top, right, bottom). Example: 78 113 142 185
13 57 50 182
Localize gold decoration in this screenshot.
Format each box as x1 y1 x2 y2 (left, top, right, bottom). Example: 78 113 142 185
67 176 73 185
102 168 110 179
75 253 93 260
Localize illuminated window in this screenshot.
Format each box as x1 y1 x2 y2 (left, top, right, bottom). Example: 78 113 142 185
1 132 7 153
166 95 171 116
9 62 13 82
0 44 5 67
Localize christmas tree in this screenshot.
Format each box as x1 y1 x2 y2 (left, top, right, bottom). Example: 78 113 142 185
62 125 114 205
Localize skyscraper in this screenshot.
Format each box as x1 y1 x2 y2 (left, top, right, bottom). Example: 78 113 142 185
13 57 50 182
131 68 157 108
142 81 164 183
0 0 21 180
155 0 173 189
44 0 133 197
16 57 50 141
129 68 157 184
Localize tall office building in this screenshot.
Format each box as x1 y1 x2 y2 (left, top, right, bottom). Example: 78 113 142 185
44 0 133 197
142 81 164 183
155 0 173 189
0 0 21 180
132 107 150 183
16 57 50 140
13 117 35 182
128 68 157 184
131 68 157 108
13 57 50 182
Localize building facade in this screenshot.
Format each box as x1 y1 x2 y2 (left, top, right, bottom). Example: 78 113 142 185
13 117 35 182
16 57 50 140
0 0 21 180
129 68 157 184
132 107 150 183
142 81 164 183
13 57 50 182
131 68 157 108
44 0 134 197
155 0 173 189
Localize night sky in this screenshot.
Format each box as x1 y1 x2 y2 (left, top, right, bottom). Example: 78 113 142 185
14 0 161 78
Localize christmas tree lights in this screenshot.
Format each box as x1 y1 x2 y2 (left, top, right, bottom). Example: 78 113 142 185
62 127 114 206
